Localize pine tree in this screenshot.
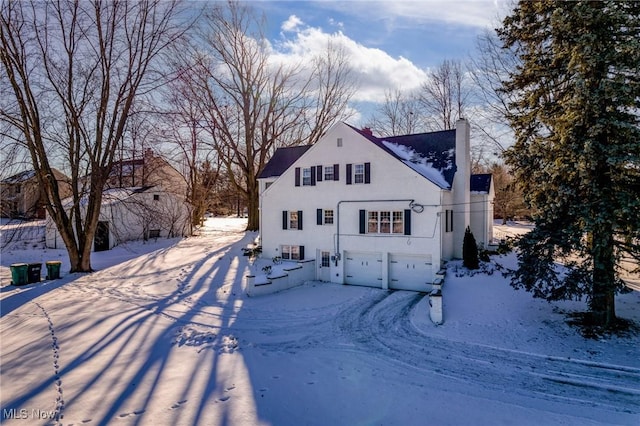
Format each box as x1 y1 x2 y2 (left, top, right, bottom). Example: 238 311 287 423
498 1 640 328
463 226 480 270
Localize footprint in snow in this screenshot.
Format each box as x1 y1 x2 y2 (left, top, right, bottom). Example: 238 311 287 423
170 400 188 409
217 396 231 402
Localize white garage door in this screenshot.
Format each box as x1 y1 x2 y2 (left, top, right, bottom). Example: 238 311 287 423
344 251 382 288
389 254 433 292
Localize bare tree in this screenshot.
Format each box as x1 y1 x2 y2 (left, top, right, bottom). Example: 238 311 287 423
419 59 470 131
366 89 423 137
180 1 356 231
158 68 221 227
0 0 185 272
467 29 522 153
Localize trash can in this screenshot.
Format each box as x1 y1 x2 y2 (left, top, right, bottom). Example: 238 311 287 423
27 263 42 284
10 263 28 286
46 261 62 280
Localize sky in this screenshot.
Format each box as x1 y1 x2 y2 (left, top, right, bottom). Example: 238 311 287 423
246 0 511 124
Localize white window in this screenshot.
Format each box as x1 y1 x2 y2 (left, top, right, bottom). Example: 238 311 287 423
393 211 404 234
281 245 301 260
367 211 378 233
354 164 365 184
324 166 334 181
302 168 312 186
367 210 404 234
289 211 299 229
321 251 330 267
324 209 334 225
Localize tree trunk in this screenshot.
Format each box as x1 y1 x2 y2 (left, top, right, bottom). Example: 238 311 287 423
589 226 616 327
246 185 259 231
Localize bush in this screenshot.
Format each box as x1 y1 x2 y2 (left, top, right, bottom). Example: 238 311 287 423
463 226 479 270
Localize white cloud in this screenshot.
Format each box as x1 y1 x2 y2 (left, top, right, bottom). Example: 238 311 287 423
270 24 427 104
281 15 303 32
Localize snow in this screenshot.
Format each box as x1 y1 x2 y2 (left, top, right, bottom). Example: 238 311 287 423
381 140 452 189
1 218 639 425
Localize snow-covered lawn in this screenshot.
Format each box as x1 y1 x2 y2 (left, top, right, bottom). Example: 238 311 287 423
1 218 638 425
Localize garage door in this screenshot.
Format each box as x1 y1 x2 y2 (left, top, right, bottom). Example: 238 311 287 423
389 254 432 291
344 251 382 288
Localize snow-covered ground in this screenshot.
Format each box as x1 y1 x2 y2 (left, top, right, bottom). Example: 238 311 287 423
0 218 638 425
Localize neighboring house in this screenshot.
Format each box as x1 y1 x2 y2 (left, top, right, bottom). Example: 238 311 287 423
1 169 72 219
106 149 188 196
45 150 191 251
257 119 494 292
45 186 190 251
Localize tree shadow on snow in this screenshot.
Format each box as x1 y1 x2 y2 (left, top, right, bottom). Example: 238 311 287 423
0 228 266 425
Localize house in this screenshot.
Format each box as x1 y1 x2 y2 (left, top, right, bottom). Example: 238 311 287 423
256 119 493 292
46 150 191 251
106 149 188 196
1 168 72 219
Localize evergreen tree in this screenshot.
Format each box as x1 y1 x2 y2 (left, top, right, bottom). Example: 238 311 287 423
498 1 640 328
463 227 480 270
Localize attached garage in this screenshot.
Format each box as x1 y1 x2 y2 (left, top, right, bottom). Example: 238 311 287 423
388 253 433 292
344 251 382 288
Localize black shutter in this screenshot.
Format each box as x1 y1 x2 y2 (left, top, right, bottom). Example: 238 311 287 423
299 245 305 260
333 164 339 181
295 168 301 187
316 165 323 182
298 210 303 230
317 208 323 225
346 164 352 185
445 209 449 232
404 209 411 235
311 168 316 186
359 209 366 234
364 162 371 184
283 211 288 229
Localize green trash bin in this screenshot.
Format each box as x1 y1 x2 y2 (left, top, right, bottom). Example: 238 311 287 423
10 263 28 286
46 261 62 280
27 263 42 283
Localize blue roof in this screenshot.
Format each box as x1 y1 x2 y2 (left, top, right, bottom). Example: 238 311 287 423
258 145 312 179
470 173 492 193
349 125 457 188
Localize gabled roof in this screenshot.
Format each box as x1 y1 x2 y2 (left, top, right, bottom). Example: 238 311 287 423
470 174 492 194
1 170 36 184
258 123 459 189
349 124 456 189
258 145 312 179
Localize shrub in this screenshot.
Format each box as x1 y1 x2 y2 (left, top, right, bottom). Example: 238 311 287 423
463 226 479 270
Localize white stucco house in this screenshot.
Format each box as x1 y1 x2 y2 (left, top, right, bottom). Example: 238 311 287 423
257 119 493 292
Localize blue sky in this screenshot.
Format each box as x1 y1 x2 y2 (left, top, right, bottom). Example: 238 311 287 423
256 0 506 69
243 0 510 124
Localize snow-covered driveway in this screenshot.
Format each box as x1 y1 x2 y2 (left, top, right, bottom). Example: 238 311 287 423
1 218 638 425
